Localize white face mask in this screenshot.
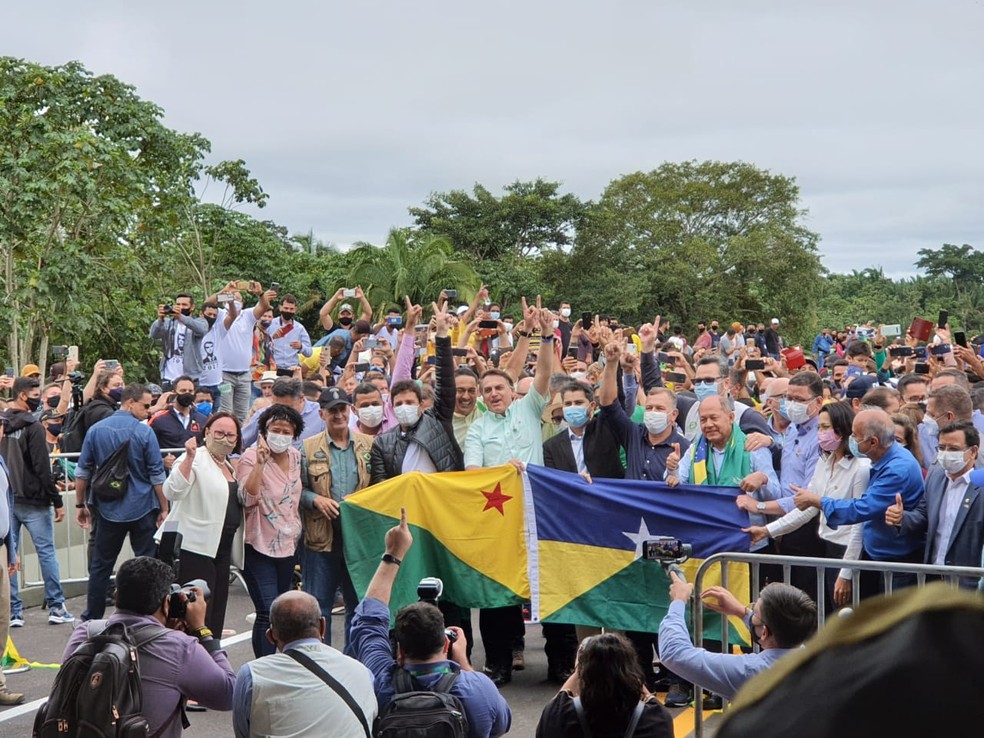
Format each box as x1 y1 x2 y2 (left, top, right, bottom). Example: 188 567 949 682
266 433 293 453
785 400 812 426
394 404 420 427
560 308 571 318
552 320 560 329
938 450 970 475
357 405 384 428
643 411 669 435
503 322 513 332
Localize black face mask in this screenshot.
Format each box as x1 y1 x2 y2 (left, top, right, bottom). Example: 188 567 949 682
180 308 192 317
175 393 195 408
338 316 353 327
47 423 63 436
46 396 60 409
281 312 295 322
25 396 41 412
205 315 216 328
260 320 272 329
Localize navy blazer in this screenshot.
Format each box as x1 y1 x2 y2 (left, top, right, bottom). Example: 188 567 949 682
900 465 984 588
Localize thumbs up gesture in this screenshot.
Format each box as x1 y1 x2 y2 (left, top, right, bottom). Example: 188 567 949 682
666 443 681 473
885 493 904 527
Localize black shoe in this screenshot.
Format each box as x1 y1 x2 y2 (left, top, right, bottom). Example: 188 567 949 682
652 677 673 693
702 692 724 711
484 665 512 687
664 683 693 708
547 667 573 685
511 649 525 671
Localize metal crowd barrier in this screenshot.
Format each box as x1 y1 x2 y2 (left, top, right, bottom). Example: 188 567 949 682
17 448 187 589
689 552 984 737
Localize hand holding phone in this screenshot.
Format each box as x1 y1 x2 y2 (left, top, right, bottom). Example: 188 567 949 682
745 358 766 371
104 359 120 371
955 331 968 348
938 310 949 330
343 288 356 298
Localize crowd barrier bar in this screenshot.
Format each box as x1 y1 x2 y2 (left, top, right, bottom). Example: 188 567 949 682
689 552 984 737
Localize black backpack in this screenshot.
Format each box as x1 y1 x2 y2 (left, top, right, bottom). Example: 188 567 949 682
33 621 177 738
58 407 87 455
373 667 469 738
90 439 131 502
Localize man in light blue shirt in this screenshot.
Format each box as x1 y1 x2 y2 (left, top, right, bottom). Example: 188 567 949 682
265 294 312 370
74 383 167 621
658 573 816 701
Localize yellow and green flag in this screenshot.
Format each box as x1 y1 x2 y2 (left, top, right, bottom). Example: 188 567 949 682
342 466 529 614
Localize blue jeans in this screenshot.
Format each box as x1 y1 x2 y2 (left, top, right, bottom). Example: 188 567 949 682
83 509 158 621
10 503 65 614
302 545 358 652
242 545 296 658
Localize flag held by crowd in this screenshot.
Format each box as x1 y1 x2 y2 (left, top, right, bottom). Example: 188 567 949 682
343 465 752 642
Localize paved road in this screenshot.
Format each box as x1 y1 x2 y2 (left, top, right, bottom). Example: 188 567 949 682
1 584 716 736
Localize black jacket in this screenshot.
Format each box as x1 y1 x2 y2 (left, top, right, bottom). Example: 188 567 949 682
0 408 62 508
59 396 117 454
542 418 625 479
370 335 462 483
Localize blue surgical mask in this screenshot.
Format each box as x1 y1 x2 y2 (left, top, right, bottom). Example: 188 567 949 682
849 436 865 459
490 311 500 320
694 381 718 401
562 406 590 428
778 399 790 420
196 401 213 416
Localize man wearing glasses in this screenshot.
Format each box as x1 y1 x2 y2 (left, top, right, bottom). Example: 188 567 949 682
74 383 168 621
658 573 817 702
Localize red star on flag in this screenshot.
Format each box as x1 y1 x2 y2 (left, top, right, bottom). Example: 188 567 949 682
481 483 513 515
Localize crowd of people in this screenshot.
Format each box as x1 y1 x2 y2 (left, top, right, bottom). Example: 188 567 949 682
0 280 982 735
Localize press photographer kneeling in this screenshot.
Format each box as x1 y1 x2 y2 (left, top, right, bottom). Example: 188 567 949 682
350 508 512 738
58 556 236 737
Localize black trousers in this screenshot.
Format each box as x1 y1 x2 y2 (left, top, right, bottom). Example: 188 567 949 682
175 528 236 635
479 605 525 670
542 622 577 673
775 515 826 603
859 547 922 601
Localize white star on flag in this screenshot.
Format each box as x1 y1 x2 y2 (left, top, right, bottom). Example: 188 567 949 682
622 517 652 560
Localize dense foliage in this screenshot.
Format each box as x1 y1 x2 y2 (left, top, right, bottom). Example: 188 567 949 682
1 57 978 382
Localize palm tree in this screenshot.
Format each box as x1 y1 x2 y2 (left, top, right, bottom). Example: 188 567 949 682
347 228 480 309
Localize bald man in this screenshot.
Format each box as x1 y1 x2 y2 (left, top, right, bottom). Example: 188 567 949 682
794 408 925 600
233 591 377 738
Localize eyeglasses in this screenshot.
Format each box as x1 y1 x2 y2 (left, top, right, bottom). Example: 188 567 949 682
209 431 238 441
693 378 721 386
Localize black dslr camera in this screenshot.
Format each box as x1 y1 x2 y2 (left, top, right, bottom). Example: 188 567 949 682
417 577 457 644
167 579 211 620
643 536 693 582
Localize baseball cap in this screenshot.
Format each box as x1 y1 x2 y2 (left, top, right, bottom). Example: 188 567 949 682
772 318 780 325
48 361 66 380
339 303 354 313
845 375 879 399
146 383 163 398
40 408 65 422
21 363 41 377
456 305 469 315
318 386 351 410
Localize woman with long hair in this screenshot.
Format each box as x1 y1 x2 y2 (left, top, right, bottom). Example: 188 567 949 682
236 404 304 658
158 411 244 636
536 632 674 738
743 401 870 611
892 411 926 471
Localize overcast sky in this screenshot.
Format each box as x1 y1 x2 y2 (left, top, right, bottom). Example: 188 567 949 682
5 1 983 277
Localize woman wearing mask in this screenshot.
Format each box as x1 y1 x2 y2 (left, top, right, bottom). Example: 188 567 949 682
742 401 869 611
236 404 304 657
158 411 244 636
536 632 673 738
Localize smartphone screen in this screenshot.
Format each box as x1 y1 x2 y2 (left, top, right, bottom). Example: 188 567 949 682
938 310 949 329
451 348 468 356
665 371 687 383
478 320 498 329
68 345 79 363
955 331 968 348
581 312 592 326
746 359 765 370
353 362 370 372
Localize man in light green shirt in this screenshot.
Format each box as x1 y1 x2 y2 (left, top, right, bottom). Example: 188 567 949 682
463 299 556 686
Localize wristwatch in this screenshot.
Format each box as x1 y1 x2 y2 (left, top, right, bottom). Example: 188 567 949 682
381 553 402 566
756 501 767 512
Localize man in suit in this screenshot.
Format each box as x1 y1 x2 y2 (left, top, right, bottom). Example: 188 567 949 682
540 381 623 683
885 419 984 589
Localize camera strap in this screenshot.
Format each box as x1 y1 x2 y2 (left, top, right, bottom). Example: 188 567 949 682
286 648 372 738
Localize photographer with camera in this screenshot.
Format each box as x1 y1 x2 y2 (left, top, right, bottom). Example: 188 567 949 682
59 556 235 737
150 293 210 384
350 508 512 738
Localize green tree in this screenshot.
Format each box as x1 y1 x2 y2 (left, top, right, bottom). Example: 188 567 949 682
0 57 210 375
346 229 480 310
409 178 588 260
552 161 824 336
915 243 984 332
